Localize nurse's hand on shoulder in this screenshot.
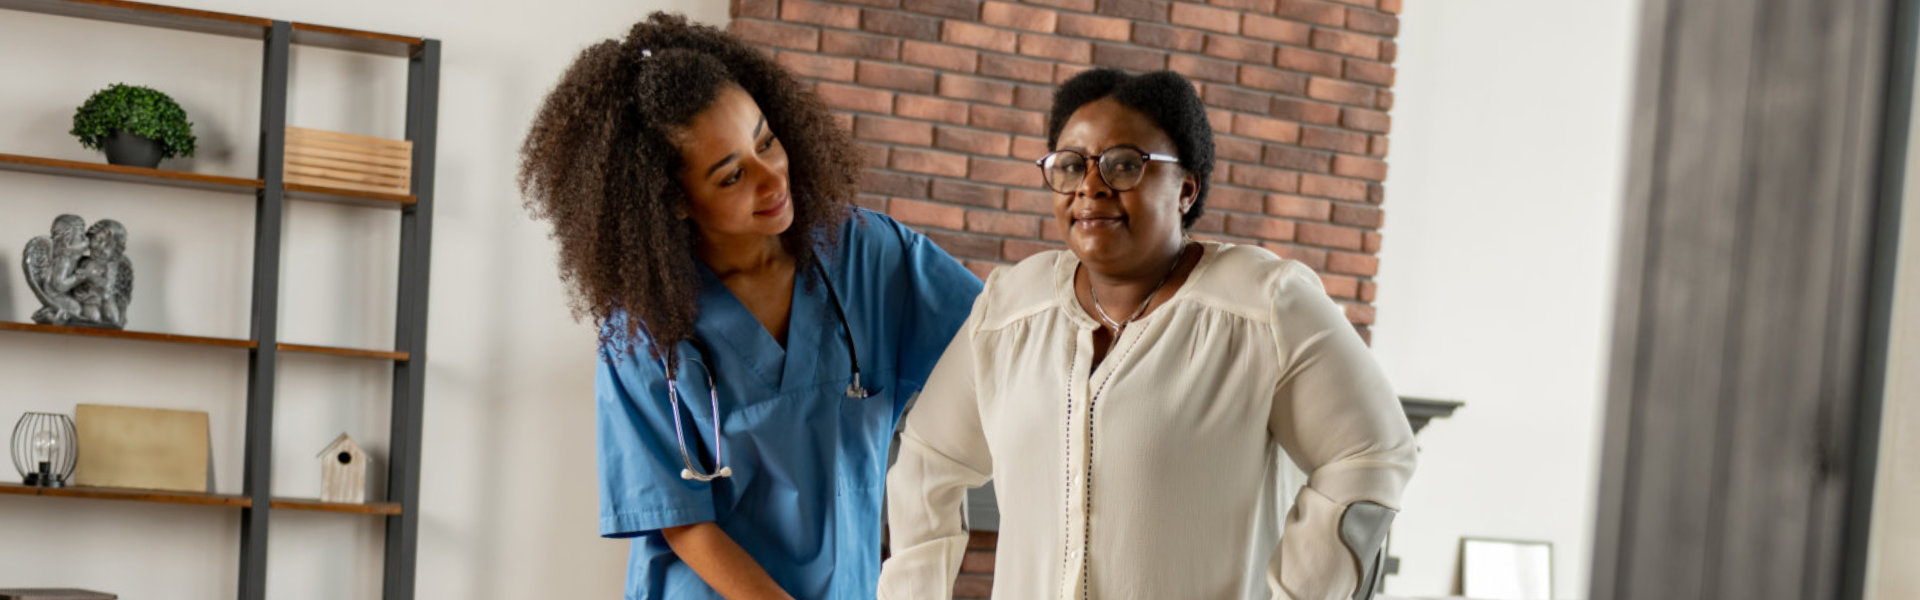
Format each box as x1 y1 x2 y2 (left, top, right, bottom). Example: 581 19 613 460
660 522 797 600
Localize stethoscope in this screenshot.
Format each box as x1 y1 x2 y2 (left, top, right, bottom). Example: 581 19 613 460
665 261 868 482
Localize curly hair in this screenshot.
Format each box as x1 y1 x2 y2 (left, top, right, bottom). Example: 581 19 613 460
1046 69 1215 228
519 12 860 367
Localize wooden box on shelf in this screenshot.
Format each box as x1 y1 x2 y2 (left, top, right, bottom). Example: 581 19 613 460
283 126 411 195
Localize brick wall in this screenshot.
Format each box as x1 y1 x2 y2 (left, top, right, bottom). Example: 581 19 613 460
728 0 1401 596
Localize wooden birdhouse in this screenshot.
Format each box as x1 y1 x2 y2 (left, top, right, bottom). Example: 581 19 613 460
317 433 368 504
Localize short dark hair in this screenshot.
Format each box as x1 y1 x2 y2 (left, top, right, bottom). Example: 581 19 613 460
518 12 859 365
1046 69 1215 228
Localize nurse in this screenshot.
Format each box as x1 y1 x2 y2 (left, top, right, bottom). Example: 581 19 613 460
518 13 981 600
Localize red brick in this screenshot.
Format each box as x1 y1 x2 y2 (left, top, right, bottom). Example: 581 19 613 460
1361 230 1382 253
971 156 1039 187
1345 59 1395 86
1266 194 1332 220
1014 85 1054 111
1270 243 1327 270
1320 272 1360 299
1367 181 1384 204
902 41 979 73
937 126 1013 156
890 198 966 229
1012 135 1050 160
963 260 1001 280
967 209 1042 237
1332 155 1387 181
855 114 934 145
1312 28 1380 59
1169 54 1238 83
1207 108 1234 133
1091 43 1168 71
1374 89 1395 111
1229 164 1300 191
982 1 1059 32
1204 35 1274 64
821 31 900 60
1378 0 1401 13
1300 174 1367 201
941 74 1017 104
862 9 940 39
1239 65 1308 94
1278 47 1344 77
891 147 971 177
1379 39 1398 63
943 21 1019 54
1263 145 1332 172
777 52 856 82
1096 0 1170 21
1207 185 1265 212
1242 13 1310 44
854 193 889 212
1004 238 1061 261
1331 203 1383 228
1226 213 1296 241
857 142 889 169
1296 222 1362 250
1204 85 1269 113
1346 10 1399 35
1131 23 1205 52
863 171 931 197
1216 136 1263 162
731 19 820 52
1277 0 1347 26
1358 279 1376 302
932 179 1008 208
815 82 893 114
981 53 1055 83
1030 0 1096 11
905 0 982 19
782 0 860 28
1057 13 1132 41
1170 2 1240 34
1273 97 1343 125
1020 34 1096 63
1331 0 1378 8
837 0 904 7
1232 114 1300 144
833 112 854 130
1342 107 1391 133
1368 134 1389 157
1307 76 1375 106
1055 63 1093 83
896 94 970 125
971 105 1046 136
1007 188 1055 214
1210 0 1275 11
925 229 1003 259
733 0 778 19
857 62 939 93
1327 251 1378 276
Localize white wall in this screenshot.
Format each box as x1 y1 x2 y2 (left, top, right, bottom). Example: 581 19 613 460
1371 1 1641 598
1866 65 1920 600
0 1 726 597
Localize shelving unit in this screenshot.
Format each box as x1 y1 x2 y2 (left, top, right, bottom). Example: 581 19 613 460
0 1 438 598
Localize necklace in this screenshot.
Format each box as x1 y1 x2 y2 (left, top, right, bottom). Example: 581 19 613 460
1088 242 1191 334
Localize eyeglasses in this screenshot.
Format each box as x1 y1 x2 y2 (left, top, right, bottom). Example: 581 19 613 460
1034 146 1182 194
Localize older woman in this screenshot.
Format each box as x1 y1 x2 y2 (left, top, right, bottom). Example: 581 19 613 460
878 69 1417 600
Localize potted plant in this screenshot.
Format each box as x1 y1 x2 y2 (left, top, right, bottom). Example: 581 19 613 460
69 83 197 168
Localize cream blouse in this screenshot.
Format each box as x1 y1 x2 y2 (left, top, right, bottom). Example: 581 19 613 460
879 242 1418 600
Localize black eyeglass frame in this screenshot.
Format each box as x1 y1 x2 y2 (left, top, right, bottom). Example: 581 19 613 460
1033 145 1183 194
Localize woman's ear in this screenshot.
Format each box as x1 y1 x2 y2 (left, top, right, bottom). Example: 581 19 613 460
1179 174 1198 214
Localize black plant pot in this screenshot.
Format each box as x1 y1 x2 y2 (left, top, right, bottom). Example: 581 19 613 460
102 130 164 168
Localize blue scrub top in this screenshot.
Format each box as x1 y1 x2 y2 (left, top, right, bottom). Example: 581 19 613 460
596 209 982 599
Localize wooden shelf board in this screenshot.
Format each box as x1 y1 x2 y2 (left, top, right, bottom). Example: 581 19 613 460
0 321 256 349
0 482 251 508
291 22 423 57
271 497 402 515
0 0 269 39
278 342 409 362
285 181 415 208
0 152 264 194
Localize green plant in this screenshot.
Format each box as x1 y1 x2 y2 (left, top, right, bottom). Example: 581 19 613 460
70 83 197 158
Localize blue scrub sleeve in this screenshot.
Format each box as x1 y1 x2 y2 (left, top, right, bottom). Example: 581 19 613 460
889 221 983 400
596 342 720 538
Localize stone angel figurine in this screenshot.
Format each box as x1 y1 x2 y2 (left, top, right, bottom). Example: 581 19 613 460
23 214 133 329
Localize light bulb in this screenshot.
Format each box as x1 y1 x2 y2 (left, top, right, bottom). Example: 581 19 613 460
31 430 57 462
